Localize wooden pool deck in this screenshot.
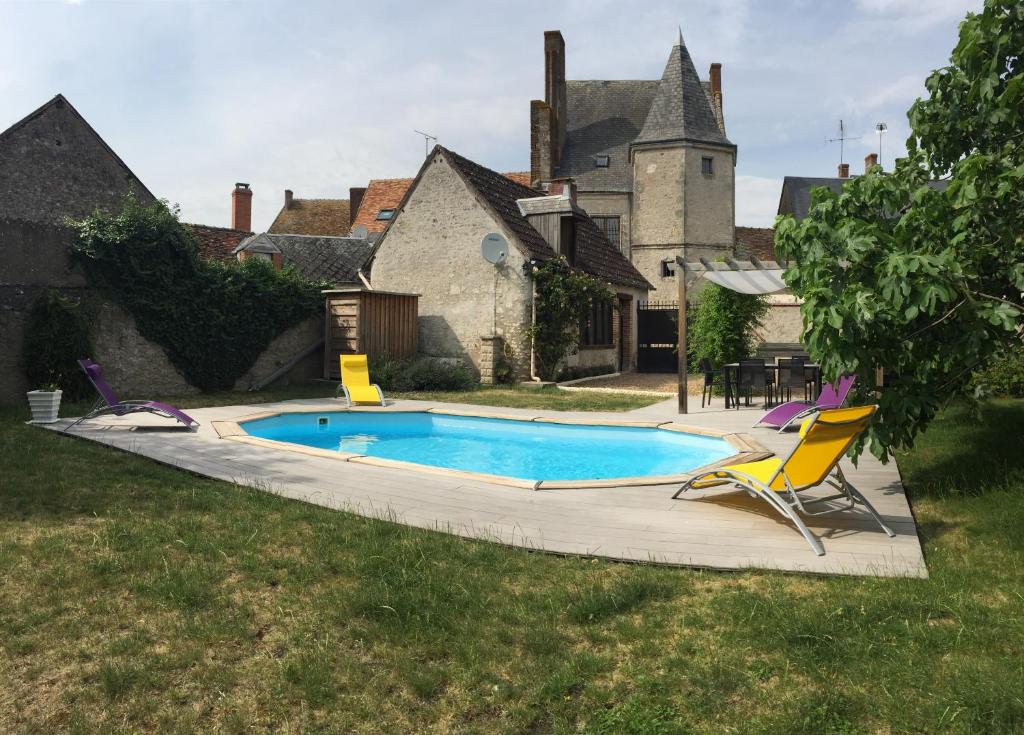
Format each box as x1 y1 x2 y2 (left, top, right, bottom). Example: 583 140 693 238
43 396 927 578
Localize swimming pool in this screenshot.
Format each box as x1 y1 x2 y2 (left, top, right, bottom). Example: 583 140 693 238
240 411 737 484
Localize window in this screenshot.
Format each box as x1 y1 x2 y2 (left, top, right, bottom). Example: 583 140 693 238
661 259 677 278
593 154 610 168
592 215 621 248
701 156 714 176
581 300 614 347
376 208 395 221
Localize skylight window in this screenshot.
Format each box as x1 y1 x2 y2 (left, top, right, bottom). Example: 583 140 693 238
376 209 395 221
594 155 610 168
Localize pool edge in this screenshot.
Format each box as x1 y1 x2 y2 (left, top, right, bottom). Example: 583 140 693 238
221 407 772 489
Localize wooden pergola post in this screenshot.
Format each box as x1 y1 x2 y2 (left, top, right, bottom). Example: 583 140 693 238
677 262 688 414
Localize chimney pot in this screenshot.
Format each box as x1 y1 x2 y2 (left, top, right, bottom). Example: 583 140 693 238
837 162 850 179
864 153 878 172
231 183 253 231
284 189 293 209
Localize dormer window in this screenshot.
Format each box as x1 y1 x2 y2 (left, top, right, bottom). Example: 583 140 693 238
594 154 610 168
376 209 395 221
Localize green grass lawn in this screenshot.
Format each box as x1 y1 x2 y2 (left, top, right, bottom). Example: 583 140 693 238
0 393 1022 733
61 382 664 414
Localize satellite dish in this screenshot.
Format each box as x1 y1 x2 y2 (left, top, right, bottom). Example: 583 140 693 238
351 224 369 239
481 232 508 265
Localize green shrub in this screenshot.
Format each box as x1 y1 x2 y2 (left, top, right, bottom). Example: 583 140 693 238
689 283 769 367
22 290 93 399
972 343 1024 397
370 356 475 392
69 195 324 391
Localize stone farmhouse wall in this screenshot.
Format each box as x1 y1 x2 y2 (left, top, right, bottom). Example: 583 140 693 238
370 154 536 380
0 217 322 404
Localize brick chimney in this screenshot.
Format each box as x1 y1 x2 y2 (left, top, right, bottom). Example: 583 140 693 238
864 153 878 172
548 177 576 202
544 31 566 164
837 163 850 179
709 62 724 131
349 187 366 224
284 189 293 209
232 183 252 231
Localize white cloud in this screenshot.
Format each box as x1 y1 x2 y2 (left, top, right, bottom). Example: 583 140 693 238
736 176 782 228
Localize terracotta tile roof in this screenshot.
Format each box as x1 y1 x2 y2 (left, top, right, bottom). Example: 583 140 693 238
186 223 252 262
268 198 350 236
734 226 776 261
353 172 536 234
351 178 414 234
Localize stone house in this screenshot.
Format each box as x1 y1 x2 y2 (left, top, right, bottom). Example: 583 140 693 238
0 94 321 402
531 29 750 294
368 146 651 381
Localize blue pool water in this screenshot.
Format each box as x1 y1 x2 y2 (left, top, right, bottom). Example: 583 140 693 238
242 412 734 482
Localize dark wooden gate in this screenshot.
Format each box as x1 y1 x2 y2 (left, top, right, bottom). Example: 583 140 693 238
637 301 678 373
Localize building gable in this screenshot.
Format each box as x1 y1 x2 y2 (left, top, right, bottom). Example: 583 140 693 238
0 94 155 225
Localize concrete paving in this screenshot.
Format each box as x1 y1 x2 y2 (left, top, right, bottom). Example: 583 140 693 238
42 393 927 578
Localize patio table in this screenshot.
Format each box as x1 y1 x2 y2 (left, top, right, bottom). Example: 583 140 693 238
722 362 821 409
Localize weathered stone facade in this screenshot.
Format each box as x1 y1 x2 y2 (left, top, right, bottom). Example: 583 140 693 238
0 95 324 404
370 153 536 380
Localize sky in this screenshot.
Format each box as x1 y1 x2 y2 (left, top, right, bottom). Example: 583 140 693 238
1 0 979 231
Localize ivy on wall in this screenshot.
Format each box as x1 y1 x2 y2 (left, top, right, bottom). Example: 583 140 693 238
526 258 616 381
70 195 325 391
22 289 93 398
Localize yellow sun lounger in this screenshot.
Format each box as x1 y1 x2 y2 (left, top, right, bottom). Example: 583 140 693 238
335 354 385 407
673 405 895 556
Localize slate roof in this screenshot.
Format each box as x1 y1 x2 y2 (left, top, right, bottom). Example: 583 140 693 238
185 223 252 263
777 176 950 221
235 233 374 285
268 198 350 236
633 38 733 150
553 80 659 192
734 226 776 261
777 177 851 220
351 178 415 234
442 147 651 290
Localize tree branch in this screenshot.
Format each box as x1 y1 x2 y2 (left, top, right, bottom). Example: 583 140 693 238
903 299 966 340
973 292 1024 310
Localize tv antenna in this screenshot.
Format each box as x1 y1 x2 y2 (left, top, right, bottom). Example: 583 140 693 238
827 119 860 165
875 122 888 168
414 129 437 157
481 233 508 336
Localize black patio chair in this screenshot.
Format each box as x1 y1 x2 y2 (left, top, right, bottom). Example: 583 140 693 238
778 356 808 403
737 358 772 409
698 358 721 408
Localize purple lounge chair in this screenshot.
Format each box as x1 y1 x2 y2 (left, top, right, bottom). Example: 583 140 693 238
753 374 857 432
65 358 199 431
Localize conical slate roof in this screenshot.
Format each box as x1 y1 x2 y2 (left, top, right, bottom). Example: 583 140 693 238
633 36 733 149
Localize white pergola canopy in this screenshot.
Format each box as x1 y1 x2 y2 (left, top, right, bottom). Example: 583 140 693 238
675 255 791 413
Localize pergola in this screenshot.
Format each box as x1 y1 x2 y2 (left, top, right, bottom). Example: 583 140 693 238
674 255 790 414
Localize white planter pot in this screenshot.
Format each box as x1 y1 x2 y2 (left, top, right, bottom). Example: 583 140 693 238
27 390 62 424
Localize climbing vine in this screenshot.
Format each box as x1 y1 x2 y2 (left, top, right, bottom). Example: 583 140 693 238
526 258 616 381
22 289 94 399
70 195 325 391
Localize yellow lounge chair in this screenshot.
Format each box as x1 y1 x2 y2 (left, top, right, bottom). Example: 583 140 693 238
335 354 385 407
673 405 895 556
